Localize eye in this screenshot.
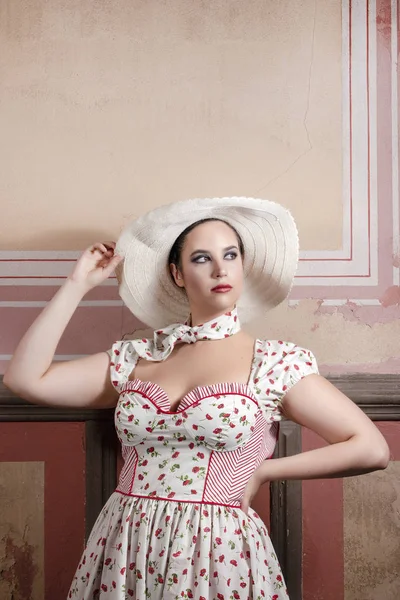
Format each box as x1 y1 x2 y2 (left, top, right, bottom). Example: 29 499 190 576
225 251 238 260
191 254 210 264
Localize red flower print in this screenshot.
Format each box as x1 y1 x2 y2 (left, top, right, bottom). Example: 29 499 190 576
128 591 134 597
230 559 238 566
187 591 194 598
192 424 199 430
112 581 116 589
175 419 183 426
211 322 217 328
145 426 152 432
158 435 164 441
101 584 107 592
218 403 224 409
158 473 165 480
157 574 164 583
149 566 155 574
206 414 213 420
129 562 135 570
192 466 200 473
213 428 222 434
183 569 188 575
172 551 181 558
147 447 155 453
182 479 192 486
167 492 176 498
143 404 151 409
128 415 134 422
272 596 279 600
233 593 240 599
197 452 204 459
294 363 299 370
141 460 148 466
215 537 222 545
217 594 225 600
105 558 111 565
114 349 120 355
172 451 180 458
240 582 247 588
218 554 225 562
120 567 126 575
189 442 195 449
276 575 282 582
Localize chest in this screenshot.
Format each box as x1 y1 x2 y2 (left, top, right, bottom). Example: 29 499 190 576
133 337 256 412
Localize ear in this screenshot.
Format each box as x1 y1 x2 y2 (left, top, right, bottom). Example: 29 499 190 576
169 263 185 288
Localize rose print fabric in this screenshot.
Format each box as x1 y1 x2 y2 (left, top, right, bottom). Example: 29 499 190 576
68 310 318 599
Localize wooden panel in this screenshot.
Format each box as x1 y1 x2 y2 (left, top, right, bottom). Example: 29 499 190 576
0 422 86 599
344 425 400 600
0 462 44 600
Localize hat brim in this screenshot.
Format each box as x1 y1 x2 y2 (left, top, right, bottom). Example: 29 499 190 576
116 197 299 328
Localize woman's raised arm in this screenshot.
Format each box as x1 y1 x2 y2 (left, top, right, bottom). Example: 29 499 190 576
3 242 122 408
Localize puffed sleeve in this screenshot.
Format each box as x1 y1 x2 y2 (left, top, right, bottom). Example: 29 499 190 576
252 339 319 423
107 340 139 393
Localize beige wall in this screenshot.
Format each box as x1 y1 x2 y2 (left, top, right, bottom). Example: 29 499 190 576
0 0 342 251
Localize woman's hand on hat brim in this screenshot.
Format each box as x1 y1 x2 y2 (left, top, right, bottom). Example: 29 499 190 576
67 241 123 293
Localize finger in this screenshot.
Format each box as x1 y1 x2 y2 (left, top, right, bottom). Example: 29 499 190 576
89 242 115 256
102 254 123 276
102 241 117 251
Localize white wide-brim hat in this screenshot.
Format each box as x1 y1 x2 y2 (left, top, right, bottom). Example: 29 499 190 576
116 197 299 328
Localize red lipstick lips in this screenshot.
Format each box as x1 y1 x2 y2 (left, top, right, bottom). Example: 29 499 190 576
211 284 232 293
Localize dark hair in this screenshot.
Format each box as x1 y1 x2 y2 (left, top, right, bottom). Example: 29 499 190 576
168 218 245 269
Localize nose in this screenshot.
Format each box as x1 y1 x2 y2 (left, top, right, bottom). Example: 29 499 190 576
212 262 227 278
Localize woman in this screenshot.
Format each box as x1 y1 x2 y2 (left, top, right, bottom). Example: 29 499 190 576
4 197 389 600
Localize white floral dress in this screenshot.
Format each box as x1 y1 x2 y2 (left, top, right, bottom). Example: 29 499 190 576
68 310 318 600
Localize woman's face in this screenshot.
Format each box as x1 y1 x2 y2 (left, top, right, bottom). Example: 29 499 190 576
170 221 244 319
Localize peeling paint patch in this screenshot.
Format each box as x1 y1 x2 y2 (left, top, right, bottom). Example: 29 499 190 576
314 298 400 326
392 252 400 268
380 285 400 307
376 3 391 46
319 356 400 375
0 533 38 600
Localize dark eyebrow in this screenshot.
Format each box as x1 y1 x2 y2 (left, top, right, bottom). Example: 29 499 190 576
190 245 238 258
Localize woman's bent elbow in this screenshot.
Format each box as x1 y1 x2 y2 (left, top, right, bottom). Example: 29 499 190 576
368 438 390 471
